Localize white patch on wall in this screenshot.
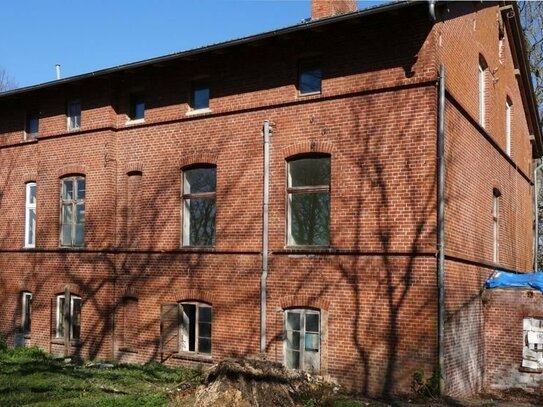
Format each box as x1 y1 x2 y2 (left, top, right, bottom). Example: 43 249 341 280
523 317 543 369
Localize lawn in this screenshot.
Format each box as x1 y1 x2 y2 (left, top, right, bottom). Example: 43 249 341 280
0 346 200 406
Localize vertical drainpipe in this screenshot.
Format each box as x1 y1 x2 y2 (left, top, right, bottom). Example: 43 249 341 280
534 160 543 271
261 120 271 354
437 64 446 395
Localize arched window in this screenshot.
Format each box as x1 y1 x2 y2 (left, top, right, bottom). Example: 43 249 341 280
287 155 330 246
505 97 512 156
284 308 321 373
182 165 216 247
60 175 85 247
478 56 489 128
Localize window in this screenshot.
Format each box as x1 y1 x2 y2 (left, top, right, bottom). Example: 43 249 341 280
522 318 543 370
56 294 81 340
60 176 85 247
126 172 142 247
25 112 39 139
284 309 320 373
22 292 32 337
128 93 145 121
182 166 216 246
478 58 488 128
25 182 36 248
191 83 209 110
119 297 139 351
505 98 512 156
298 60 322 95
67 100 81 130
287 156 330 246
493 189 501 263
160 302 212 355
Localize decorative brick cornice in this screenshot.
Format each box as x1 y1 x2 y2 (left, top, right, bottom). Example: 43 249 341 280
178 152 218 169
278 295 330 311
22 171 38 183
125 162 143 175
281 140 334 159
57 164 87 178
177 289 214 305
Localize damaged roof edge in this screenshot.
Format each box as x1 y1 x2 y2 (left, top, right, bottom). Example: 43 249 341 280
0 0 414 100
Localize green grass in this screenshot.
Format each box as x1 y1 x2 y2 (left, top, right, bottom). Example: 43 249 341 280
0 346 200 406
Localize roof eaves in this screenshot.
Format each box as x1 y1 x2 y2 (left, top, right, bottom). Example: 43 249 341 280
0 0 415 99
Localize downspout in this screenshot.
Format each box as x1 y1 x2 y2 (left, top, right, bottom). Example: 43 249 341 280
437 64 446 395
261 120 271 354
534 159 543 271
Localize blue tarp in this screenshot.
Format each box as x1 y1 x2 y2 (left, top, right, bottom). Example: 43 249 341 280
485 270 543 292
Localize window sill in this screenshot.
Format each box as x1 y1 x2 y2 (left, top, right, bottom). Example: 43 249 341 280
185 108 211 117
179 246 216 253
23 246 36 250
125 118 145 126
519 366 543 374
275 246 334 255
298 91 321 98
172 352 212 363
118 347 138 354
22 135 38 143
58 246 85 250
67 127 81 132
51 339 82 347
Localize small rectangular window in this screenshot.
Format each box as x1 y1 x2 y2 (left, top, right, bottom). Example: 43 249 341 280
129 93 145 121
22 292 32 337
25 113 39 139
25 182 37 248
191 84 209 110
285 309 320 373
298 60 322 95
67 100 81 130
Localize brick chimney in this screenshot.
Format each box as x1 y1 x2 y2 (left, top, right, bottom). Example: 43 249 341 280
311 0 357 20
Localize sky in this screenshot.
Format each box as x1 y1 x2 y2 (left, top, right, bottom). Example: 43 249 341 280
0 0 385 89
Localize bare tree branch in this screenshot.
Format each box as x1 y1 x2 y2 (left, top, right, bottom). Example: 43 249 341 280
0 67 17 92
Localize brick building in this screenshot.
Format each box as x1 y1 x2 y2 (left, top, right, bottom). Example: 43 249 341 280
0 0 540 398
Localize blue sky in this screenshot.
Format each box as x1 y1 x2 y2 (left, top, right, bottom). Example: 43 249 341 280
0 0 385 88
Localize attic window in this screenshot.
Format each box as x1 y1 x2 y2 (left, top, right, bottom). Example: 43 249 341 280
298 60 322 95
129 93 145 121
191 83 210 110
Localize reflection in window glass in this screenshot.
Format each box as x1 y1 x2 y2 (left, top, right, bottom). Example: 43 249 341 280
129 93 145 120
287 156 330 246
56 294 81 340
60 176 85 247
285 309 320 373
192 85 209 110
299 61 322 94
25 182 37 247
183 167 216 246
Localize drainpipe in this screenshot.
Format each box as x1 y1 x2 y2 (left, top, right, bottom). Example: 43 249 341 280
437 64 446 395
261 120 271 354
534 159 543 271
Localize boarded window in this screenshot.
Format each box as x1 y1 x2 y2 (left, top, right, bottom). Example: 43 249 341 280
119 297 139 351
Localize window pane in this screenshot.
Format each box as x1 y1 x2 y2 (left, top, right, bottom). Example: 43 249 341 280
28 184 37 204
305 333 320 352
184 167 216 194
192 86 209 110
62 180 74 200
286 350 300 369
26 114 39 135
62 204 73 224
76 204 85 223
75 224 85 246
290 192 329 245
199 321 212 338
287 312 301 331
183 304 196 352
77 179 85 200
61 224 72 246
198 337 212 354
57 297 65 338
299 63 321 94
288 157 330 187
72 298 81 340
130 94 145 120
28 209 36 246
306 313 319 333
286 330 300 351
187 198 216 246
199 306 212 323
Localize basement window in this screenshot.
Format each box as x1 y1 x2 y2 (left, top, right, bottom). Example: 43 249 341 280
284 309 320 373
298 60 322 95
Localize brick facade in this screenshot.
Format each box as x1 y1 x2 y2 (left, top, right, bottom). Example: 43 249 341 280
0 1 539 398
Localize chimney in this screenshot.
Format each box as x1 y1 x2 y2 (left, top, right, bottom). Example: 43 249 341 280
311 0 357 20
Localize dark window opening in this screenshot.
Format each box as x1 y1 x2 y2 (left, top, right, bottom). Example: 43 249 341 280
298 61 322 95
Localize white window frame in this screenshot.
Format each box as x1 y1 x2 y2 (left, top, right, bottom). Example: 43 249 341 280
25 182 36 248
60 176 85 247
284 308 321 373
22 292 32 337
180 302 212 355
55 294 81 340
479 63 486 128
67 100 81 130
493 191 500 264
505 99 512 156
